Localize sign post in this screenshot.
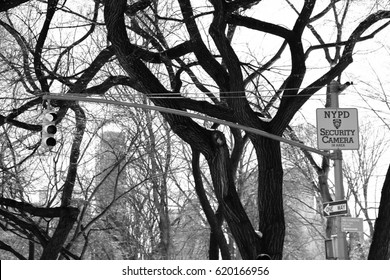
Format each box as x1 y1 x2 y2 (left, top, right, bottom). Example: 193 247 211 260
317 80 358 260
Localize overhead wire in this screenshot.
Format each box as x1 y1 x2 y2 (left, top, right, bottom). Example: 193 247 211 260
40 84 340 100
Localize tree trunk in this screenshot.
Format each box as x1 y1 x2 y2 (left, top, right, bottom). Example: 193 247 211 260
40 207 79 260
208 206 226 259
254 136 285 259
145 107 171 260
207 131 261 259
28 234 35 259
368 163 390 260
192 150 230 260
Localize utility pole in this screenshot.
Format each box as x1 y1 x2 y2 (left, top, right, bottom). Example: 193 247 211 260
329 80 349 260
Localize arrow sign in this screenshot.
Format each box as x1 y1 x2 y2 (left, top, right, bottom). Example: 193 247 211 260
322 200 348 217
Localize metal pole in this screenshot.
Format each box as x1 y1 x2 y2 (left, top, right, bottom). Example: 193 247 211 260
42 94 329 156
329 81 349 260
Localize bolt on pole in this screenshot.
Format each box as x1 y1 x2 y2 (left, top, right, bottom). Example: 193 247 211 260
329 80 349 260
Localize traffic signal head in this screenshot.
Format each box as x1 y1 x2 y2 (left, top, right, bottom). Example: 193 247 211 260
41 110 57 147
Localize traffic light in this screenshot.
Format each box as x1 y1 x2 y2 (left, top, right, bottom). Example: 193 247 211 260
41 110 57 148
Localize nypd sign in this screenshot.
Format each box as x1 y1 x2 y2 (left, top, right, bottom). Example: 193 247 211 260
316 108 359 150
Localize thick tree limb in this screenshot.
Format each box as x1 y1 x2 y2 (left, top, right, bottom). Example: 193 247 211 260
0 97 42 131
70 47 115 93
33 0 59 92
60 104 86 206
0 240 27 259
0 208 48 246
228 14 292 41
0 0 29 11
209 0 260 124
192 149 231 260
122 41 193 63
40 208 79 259
178 0 230 91
0 197 78 218
126 0 151 16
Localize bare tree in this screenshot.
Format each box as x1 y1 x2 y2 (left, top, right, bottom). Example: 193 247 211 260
103 0 390 259
2 0 390 259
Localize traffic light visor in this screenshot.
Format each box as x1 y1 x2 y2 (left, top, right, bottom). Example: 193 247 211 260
44 112 57 122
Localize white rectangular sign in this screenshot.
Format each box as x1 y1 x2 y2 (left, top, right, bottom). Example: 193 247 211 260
341 217 364 232
316 108 359 150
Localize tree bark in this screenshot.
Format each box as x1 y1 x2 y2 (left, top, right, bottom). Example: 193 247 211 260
208 206 225 259
253 136 285 259
0 0 29 12
40 207 79 259
192 150 230 260
207 130 262 259
368 163 390 260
